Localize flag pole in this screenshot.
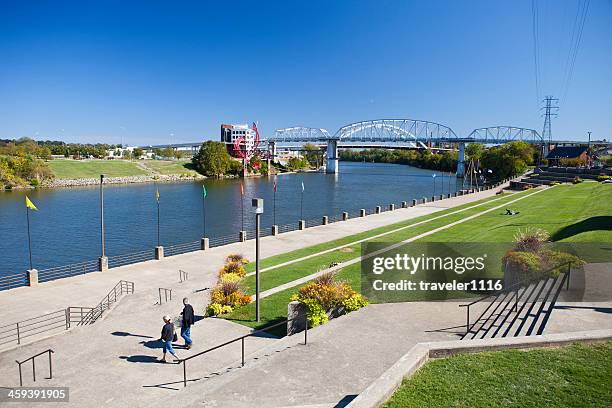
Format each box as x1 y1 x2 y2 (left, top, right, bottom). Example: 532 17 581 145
273 185 276 226
300 187 304 220
156 185 160 247
202 187 206 237
26 205 33 270
241 184 244 231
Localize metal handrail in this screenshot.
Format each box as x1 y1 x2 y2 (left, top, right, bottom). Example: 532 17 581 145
16 349 54 386
78 280 135 325
461 262 572 335
178 315 308 388
179 270 189 283
158 287 172 304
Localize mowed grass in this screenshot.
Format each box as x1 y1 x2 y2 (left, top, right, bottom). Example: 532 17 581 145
383 342 612 408
226 183 612 329
141 159 197 175
48 159 146 179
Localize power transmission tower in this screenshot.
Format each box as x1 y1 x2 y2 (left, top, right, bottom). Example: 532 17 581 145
541 96 559 144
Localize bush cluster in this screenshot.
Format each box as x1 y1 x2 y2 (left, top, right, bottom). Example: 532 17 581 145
502 228 584 281
205 254 252 316
572 176 583 184
596 175 610 182
290 272 368 327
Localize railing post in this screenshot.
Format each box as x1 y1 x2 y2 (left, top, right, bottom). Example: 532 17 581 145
304 315 308 345
65 308 70 330
566 262 571 290
466 306 470 334
183 361 187 388
32 358 36 382
159 288 162 305
18 362 23 387
48 350 52 380
241 337 245 367
16 322 20 345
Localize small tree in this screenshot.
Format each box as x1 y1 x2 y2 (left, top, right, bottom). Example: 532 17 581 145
192 141 232 177
132 147 144 159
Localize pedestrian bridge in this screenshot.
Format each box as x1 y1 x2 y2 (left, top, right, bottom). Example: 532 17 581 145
268 120 543 176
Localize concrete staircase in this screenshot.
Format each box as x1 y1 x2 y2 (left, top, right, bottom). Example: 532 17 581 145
511 167 612 189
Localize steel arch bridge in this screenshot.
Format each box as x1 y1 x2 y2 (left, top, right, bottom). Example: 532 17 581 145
334 119 457 145
466 126 543 144
272 127 331 143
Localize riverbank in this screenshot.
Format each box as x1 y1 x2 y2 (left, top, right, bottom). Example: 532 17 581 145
42 173 205 188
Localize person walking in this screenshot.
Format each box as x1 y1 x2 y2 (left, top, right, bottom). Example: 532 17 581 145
160 315 179 363
180 297 195 350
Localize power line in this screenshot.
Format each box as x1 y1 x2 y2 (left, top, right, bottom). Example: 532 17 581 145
561 0 590 102
531 0 542 104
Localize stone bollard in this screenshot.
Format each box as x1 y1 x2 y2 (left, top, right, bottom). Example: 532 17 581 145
287 301 307 335
422 197 427 204
239 230 247 242
401 201 407 208
342 212 349 221
447 193 451 199
27 269 38 286
322 216 328 225
299 220 306 230
201 237 209 251
439 195 444 201
389 204 395 211
155 246 164 260
412 199 417 207
272 225 279 236
99 256 108 272
432 196 436 202
360 209 366 217
375 206 381 214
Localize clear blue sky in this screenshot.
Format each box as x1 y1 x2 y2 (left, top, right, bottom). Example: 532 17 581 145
1 0 610 145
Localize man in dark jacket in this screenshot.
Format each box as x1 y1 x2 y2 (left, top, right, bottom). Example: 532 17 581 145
160 315 179 363
180 297 195 349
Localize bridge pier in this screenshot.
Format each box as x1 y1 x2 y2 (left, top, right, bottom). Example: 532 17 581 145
326 140 338 174
456 142 466 178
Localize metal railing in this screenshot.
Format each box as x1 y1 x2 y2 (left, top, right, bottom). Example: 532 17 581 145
16 349 54 387
0 272 28 291
179 270 189 283
178 315 308 388
108 249 155 268
38 260 99 283
165 241 200 257
158 287 172 305
459 262 572 335
78 280 135 325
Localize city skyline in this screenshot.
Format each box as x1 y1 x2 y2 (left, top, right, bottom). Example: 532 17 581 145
1 0 610 145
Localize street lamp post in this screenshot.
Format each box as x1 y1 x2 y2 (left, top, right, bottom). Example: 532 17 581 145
252 198 264 322
99 174 108 271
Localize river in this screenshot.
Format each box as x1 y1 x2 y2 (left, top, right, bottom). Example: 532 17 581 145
0 162 462 276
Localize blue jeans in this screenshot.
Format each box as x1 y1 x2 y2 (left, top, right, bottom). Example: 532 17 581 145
163 340 177 357
181 326 192 345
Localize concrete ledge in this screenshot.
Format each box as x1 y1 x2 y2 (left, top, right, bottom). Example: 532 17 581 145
346 329 612 408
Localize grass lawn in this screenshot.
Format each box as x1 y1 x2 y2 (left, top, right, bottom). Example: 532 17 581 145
48 159 146 179
383 342 612 408
224 183 611 330
140 159 197 175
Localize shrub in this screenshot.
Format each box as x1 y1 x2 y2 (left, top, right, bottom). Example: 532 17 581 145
597 175 610 182
513 228 550 253
291 273 368 327
220 272 242 284
503 251 543 280
226 253 249 264
219 261 246 277
549 181 561 186
205 303 233 317
572 176 582 184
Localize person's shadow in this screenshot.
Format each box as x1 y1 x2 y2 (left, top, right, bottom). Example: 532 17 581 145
119 355 161 364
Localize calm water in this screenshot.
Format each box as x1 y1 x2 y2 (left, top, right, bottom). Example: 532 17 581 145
0 162 462 276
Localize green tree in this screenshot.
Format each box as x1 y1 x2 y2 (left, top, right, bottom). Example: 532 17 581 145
161 147 175 158
286 156 308 171
132 147 144 159
302 143 321 168
465 143 485 160
192 141 232 177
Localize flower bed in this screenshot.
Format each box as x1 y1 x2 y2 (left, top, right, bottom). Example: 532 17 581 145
205 254 252 316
